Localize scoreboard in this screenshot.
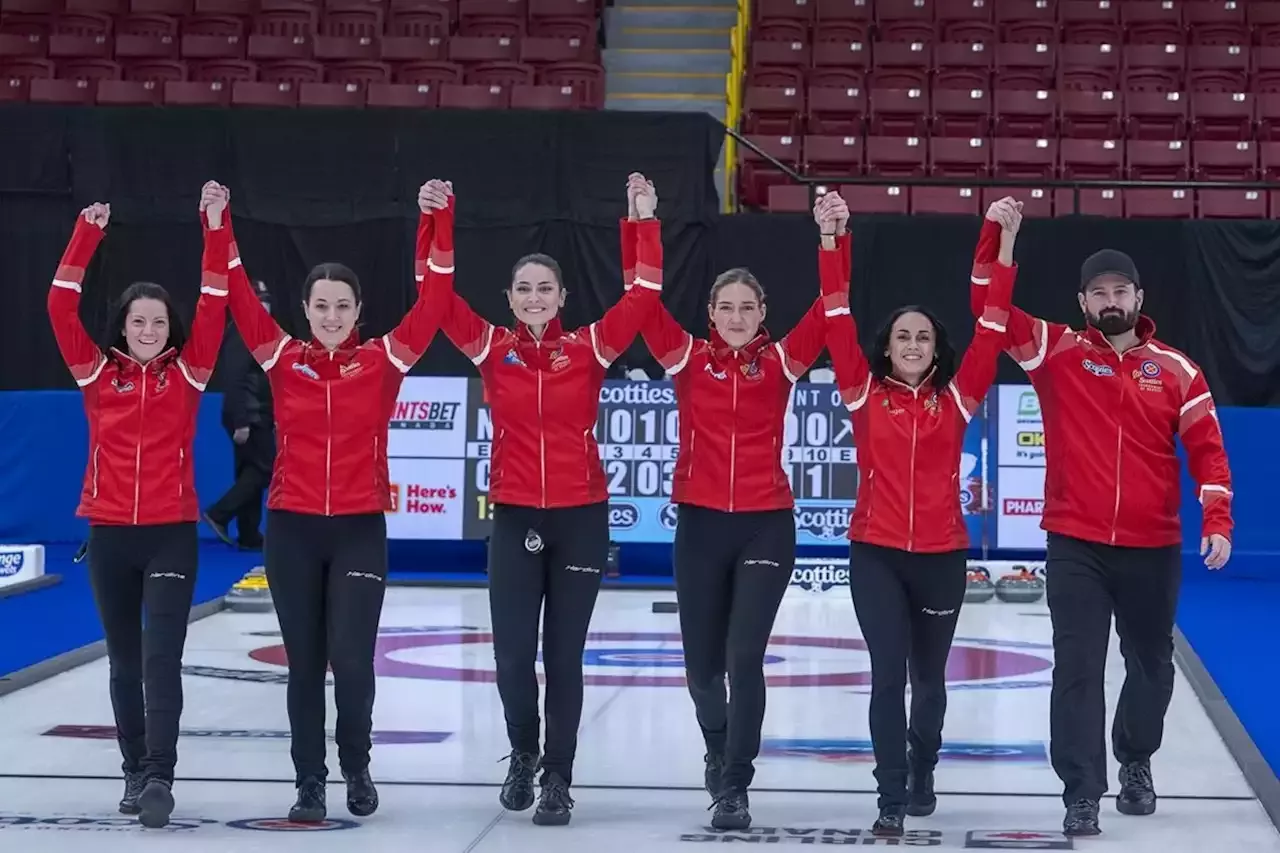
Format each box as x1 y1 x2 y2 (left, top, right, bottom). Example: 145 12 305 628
386 377 991 546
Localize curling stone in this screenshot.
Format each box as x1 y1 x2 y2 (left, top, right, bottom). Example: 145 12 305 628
224 566 274 613
652 601 679 614
964 567 996 603
994 567 1046 603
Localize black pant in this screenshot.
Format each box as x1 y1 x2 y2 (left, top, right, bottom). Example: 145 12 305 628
87 522 199 784
264 509 389 784
207 425 274 545
1046 532 1181 806
848 541 967 809
672 504 796 792
487 500 608 785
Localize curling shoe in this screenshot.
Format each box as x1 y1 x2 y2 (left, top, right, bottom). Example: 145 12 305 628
532 772 574 826
704 753 725 800
872 805 906 837
118 771 145 815
1063 798 1101 836
1117 761 1156 816
137 778 174 829
343 768 378 817
499 751 540 811
289 776 326 823
906 764 936 817
710 789 751 831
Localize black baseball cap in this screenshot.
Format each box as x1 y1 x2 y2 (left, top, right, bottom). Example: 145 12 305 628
1080 249 1140 291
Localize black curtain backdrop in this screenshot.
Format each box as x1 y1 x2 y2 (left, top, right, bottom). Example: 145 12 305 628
2 105 1277 406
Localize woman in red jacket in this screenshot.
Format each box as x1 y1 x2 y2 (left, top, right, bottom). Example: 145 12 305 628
817 190 1019 837
421 180 663 827
47 183 230 830
622 173 831 832
217 178 452 824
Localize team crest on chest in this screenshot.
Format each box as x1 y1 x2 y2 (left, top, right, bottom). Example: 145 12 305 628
550 346 571 372
924 392 939 414
340 360 363 378
503 348 525 367
740 359 762 380
1133 359 1165 393
111 376 135 394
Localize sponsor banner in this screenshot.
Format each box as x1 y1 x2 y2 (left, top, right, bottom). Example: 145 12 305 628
789 559 1046 594
42 724 450 745
678 827 1072 848
966 830 1075 849
386 458 466 539
0 545 43 590
997 385 1045 468
0 814 359 833
996 467 1048 550
386 376 468 458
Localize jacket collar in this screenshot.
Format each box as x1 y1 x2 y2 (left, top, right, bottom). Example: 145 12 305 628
109 346 178 373
1082 314 1157 354
302 328 362 361
515 316 564 344
881 365 938 397
709 326 771 362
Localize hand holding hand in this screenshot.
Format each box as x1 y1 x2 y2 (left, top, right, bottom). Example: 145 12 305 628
418 179 452 214
1201 533 1231 570
200 181 229 228
628 172 657 219
985 196 1023 235
814 191 849 235
82 202 110 229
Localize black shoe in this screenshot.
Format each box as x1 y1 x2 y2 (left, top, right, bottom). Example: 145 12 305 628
1117 761 1156 816
118 771 145 815
203 511 235 547
906 765 936 817
703 753 725 799
289 777 326 823
1063 798 1101 836
343 768 378 817
532 772 574 826
499 751 540 811
872 805 906 837
709 789 751 831
137 778 174 829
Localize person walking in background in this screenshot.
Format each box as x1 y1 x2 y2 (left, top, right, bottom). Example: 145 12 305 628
622 172 831 832
204 277 273 550
217 178 452 824
46 182 230 829
820 191 1018 837
424 177 663 827
969 198 1234 837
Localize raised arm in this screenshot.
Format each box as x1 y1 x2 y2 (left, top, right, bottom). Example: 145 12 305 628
216 187 292 372
972 200 1068 376
380 183 452 373
624 174 693 375
177 183 231 392
812 193 871 410
47 206 109 388
1177 369 1233 559
588 211 662 370
947 210 1020 422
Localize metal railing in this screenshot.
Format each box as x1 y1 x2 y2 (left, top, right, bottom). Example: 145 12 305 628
724 126 1280 215
722 0 750 215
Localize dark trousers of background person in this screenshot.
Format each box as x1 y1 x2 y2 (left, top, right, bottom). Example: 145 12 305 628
671 504 796 794
87 522 199 784
848 541 967 809
206 425 274 547
487 500 608 785
1045 532 1181 806
264 510 389 785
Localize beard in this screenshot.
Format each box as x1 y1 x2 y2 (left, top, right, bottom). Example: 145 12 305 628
1088 307 1137 336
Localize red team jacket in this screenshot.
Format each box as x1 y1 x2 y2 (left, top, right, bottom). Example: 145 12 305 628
438 216 664 509
48 215 229 526
221 201 451 517
969 219 1233 548
823 232 1015 553
622 219 832 513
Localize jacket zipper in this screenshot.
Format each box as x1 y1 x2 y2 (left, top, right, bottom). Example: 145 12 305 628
178 448 184 501
1110 372 1124 543
91 445 100 498
583 428 591 488
537 345 546 508
133 371 147 524
373 435 380 503
325 379 332 516
907 406 919 551
728 364 739 511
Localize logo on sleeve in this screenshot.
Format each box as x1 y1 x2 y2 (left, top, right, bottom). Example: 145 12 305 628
1081 359 1114 377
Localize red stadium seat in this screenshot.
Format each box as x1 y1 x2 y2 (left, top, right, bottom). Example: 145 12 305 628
993 87 1056 137
755 0 813 25
929 135 989 177
510 82 576 109
1257 93 1280 140
864 135 927 177
742 84 803 134
868 85 929 135
1124 90 1188 140
1060 138 1123 180
519 35 593 66
114 14 178 58
1127 139 1191 181
941 21 995 45
983 185 1051 218
179 15 246 61
1123 45 1184 92
366 81 440 107
934 40 991 74
806 84 866 134
1120 2 1183 47
816 0 869 24
1193 140 1258 181
993 136 1058 180
737 133 800 208
754 19 806 44
30 74 96 100
1125 189 1194 218
802 133 862 178
876 0 933 24
395 59 463 85
994 42 1054 89
0 32 48 57
877 21 935 46
299 79 367 106
162 77 231 104
937 0 992 26
912 186 981 215
380 35 445 62
464 59 533 86
130 0 191 14
812 40 870 73
931 85 990 136
449 35 520 63
438 80 510 107
1190 91 1255 141
765 184 811 213
751 39 809 69
529 0 594 21
232 78 298 105
538 60 600 107
1060 89 1122 139
387 7 449 39
1197 190 1267 219
841 183 909 214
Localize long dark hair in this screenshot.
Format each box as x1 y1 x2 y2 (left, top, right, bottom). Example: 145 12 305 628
869 304 956 391
304 262 362 304
102 281 187 360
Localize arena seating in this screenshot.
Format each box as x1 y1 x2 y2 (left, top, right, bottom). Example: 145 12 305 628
0 0 605 108
737 0 1280 217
